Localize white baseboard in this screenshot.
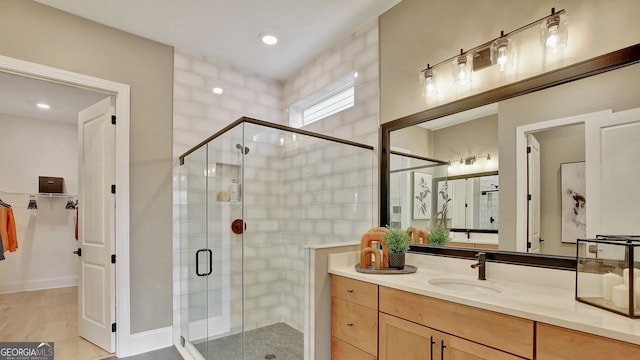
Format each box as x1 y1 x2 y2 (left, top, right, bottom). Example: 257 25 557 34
0 276 78 294
122 326 173 357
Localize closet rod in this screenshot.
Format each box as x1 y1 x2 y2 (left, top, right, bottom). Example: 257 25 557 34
0 191 77 198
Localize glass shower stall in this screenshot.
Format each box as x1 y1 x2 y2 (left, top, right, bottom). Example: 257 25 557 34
176 117 373 359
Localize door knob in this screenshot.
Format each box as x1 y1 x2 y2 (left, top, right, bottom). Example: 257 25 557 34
73 248 81 256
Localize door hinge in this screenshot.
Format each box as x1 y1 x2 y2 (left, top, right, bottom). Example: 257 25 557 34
527 241 532 249
73 248 81 256
180 336 186 347
111 115 116 125
111 254 116 264
111 322 116 332
111 184 116 194
527 194 532 201
527 146 531 154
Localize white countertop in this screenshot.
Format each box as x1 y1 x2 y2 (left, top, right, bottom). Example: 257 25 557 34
328 252 640 345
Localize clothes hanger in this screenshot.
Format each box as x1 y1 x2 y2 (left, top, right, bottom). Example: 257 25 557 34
0 197 10 208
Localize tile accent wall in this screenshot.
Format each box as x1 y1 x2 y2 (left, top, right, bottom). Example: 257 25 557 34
283 21 379 148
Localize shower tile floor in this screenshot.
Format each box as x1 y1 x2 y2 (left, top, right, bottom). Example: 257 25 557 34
194 323 303 360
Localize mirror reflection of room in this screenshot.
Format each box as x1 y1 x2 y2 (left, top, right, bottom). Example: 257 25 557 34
390 104 499 249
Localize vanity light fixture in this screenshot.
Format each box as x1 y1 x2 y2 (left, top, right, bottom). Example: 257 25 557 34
464 155 476 166
419 8 567 99
37 103 50 110
419 64 436 98
540 8 568 54
212 87 224 94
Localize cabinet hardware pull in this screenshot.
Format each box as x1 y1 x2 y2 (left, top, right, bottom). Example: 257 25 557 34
346 289 354 293
430 336 435 359
441 340 446 360
346 323 354 327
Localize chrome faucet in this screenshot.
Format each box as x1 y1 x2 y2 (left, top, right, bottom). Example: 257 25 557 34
470 252 487 281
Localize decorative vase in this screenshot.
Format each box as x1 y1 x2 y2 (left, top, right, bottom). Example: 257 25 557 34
388 252 406 269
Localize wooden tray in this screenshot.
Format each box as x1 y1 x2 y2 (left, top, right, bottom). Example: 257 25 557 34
354 263 417 274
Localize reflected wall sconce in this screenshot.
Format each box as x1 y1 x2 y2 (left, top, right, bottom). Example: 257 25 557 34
419 8 568 99
464 155 476 166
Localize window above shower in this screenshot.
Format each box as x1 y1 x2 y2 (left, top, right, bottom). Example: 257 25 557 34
288 72 356 128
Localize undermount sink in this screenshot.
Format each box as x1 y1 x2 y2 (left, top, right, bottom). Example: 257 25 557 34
428 277 503 294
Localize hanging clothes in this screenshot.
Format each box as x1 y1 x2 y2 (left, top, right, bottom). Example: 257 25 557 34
0 200 18 254
0 234 5 261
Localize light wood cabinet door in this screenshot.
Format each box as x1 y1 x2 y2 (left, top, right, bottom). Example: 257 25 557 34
332 336 376 360
332 296 378 356
537 323 640 360
379 312 440 360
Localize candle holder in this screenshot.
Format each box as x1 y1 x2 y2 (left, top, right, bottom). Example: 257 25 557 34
576 235 640 318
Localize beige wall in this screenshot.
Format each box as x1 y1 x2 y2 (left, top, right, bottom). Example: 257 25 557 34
0 0 174 333
535 124 584 256
433 114 498 163
379 0 640 123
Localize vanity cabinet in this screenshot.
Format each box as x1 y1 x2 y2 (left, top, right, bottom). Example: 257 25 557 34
332 274 640 359
536 323 640 360
379 286 534 359
330 275 378 359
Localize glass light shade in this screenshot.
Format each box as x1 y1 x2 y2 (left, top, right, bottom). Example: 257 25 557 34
420 68 437 98
540 13 568 55
451 53 472 86
490 37 514 72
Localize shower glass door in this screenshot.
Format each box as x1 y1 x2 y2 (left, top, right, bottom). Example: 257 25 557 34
179 123 243 359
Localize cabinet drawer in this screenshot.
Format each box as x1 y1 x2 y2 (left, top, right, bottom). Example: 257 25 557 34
379 286 533 359
331 274 378 310
332 336 376 360
537 323 640 360
332 296 378 355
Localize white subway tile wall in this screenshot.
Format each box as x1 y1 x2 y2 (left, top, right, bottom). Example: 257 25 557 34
172 19 380 350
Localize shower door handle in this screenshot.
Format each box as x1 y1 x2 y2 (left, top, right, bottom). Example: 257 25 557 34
196 249 213 277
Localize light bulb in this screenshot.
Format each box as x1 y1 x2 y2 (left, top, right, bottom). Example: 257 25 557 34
497 47 508 71
280 135 285 146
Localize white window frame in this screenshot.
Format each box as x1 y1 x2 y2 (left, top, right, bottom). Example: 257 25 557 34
289 72 355 128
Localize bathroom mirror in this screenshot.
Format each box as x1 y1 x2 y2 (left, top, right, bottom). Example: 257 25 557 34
380 44 640 260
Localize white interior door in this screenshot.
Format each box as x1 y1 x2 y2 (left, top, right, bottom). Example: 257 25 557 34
586 108 640 238
78 96 116 352
527 134 541 253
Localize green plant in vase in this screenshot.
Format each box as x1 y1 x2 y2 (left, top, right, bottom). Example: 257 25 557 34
428 225 449 246
384 226 412 269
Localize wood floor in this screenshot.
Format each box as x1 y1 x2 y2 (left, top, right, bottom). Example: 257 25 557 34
0 286 112 360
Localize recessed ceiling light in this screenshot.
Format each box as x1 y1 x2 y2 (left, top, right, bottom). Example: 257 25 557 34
260 32 278 46
212 87 224 94
37 103 51 109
